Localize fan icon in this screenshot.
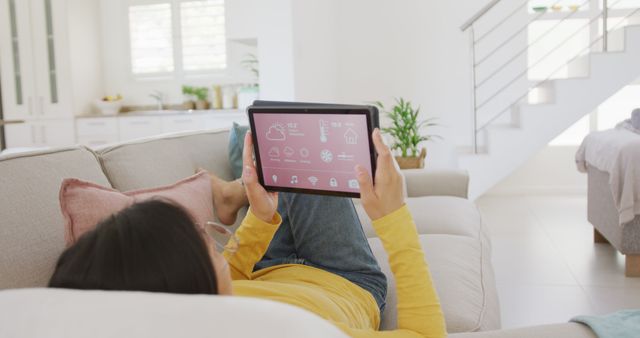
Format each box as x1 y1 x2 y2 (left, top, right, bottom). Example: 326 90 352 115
320 149 333 163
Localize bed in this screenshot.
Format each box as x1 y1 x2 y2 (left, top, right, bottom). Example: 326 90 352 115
576 121 640 277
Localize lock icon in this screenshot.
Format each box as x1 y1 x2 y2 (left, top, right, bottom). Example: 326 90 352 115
329 178 338 187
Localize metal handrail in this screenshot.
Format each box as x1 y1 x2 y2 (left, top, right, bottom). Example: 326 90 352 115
475 0 588 89
475 0 542 44
477 1 598 111
475 0 584 68
460 0 503 31
477 6 640 133
462 0 631 153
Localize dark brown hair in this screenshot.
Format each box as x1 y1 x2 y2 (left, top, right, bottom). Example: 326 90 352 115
49 199 218 294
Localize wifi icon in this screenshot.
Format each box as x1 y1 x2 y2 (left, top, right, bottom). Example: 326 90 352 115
308 176 319 186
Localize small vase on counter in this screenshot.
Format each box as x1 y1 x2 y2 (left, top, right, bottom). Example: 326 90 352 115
195 100 210 110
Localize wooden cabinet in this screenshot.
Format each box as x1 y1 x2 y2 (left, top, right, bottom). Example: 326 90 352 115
0 0 72 120
118 116 163 141
203 112 248 130
76 118 119 148
3 111 247 150
0 0 74 150
161 115 205 134
4 119 74 148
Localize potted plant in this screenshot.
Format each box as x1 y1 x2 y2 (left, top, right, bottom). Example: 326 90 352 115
375 98 440 169
193 87 210 110
182 85 196 109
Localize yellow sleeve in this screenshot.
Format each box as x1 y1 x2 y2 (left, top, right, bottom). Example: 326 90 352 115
223 208 282 280
364 205 447 338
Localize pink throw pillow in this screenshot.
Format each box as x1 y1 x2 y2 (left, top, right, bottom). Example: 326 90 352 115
60 171 214 246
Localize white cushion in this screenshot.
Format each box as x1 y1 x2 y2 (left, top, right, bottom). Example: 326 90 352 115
96 130 234 191
0 147 110 289
356 196 483 238
0 288 349 338
370 233 500 333
449 323 596 338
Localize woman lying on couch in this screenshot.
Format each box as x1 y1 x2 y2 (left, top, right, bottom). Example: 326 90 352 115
49 129 446 338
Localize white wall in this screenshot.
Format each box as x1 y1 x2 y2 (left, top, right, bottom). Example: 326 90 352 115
67 0 104 115
487 146 587 195
256 0 295 100
271 0 495 168
98 0 257 107
291 1 338 102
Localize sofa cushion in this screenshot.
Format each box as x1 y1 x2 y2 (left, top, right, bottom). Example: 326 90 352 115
0 288 349 338
0 147 110 289
228 122 250 180
96 130 233 191
60 171 214 245
356 196 482 238
370 233 500 333
449 323 596 338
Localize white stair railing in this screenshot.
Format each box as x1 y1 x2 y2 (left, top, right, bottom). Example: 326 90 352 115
461 0 639 154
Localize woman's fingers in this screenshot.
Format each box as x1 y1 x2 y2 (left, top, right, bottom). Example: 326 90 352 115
372 129 393 170
242 131 254 169
355 164 383 220
355 165 375 200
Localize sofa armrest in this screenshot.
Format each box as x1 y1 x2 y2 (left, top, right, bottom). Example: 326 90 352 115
448 323 595 338
402 169 469 199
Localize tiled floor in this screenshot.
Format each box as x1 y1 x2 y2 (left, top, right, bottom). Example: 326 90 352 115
476 194 640 329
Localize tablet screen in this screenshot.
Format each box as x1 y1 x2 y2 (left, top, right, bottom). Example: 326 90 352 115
250 110 374 197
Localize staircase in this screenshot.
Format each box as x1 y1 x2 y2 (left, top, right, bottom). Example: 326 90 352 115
458 0 640 199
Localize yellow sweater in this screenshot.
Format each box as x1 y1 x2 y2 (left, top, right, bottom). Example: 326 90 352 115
225 206 446 338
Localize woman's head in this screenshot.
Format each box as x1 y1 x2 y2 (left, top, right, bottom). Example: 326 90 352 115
49 199 232 295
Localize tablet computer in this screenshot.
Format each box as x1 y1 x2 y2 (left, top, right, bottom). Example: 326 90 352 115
248 106 376 198
252 100 380 130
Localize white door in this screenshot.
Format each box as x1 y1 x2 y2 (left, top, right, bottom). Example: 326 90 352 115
29 0 72 118
0 0 37 120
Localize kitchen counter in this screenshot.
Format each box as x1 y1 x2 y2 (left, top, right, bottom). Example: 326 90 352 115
74 109 248 148
75 109 245 119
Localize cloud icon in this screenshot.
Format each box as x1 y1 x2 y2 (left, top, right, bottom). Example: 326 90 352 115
266 124 286 141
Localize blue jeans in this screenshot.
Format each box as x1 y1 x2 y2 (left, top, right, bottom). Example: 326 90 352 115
254 193 387 312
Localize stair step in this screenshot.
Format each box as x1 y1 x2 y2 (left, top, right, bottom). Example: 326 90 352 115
456 145 489 155
459 23 640 199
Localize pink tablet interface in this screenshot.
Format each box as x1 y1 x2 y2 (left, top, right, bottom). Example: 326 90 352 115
253 113 372 193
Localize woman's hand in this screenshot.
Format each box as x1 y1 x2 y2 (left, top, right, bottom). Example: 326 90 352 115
355 128 405 221
242 131 279 222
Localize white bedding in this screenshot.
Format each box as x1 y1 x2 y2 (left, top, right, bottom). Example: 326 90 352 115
576 124 640 225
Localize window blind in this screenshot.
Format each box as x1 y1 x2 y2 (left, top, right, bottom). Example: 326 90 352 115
128 3 175 74
180 0 227 71
128 0 227 76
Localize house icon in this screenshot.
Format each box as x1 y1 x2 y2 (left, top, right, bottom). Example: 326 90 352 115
344 128 358 144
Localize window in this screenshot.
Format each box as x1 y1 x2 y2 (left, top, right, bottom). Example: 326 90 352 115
180 1 226 71
128 0 226 76
129 4 175 74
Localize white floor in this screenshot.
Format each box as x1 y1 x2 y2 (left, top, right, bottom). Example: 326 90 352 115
476 194 640 329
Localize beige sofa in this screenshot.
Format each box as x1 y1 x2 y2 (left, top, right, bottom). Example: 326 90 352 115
0 129 594 337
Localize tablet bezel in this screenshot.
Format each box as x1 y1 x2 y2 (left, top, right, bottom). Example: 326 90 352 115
248 106 377 198
252 100 380 130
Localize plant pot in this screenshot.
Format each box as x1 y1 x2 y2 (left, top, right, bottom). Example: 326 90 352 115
183 101 195 110
195 100 210 110
395 148 426 169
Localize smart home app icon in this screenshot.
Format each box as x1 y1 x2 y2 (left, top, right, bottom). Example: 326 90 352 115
253 113 371 192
